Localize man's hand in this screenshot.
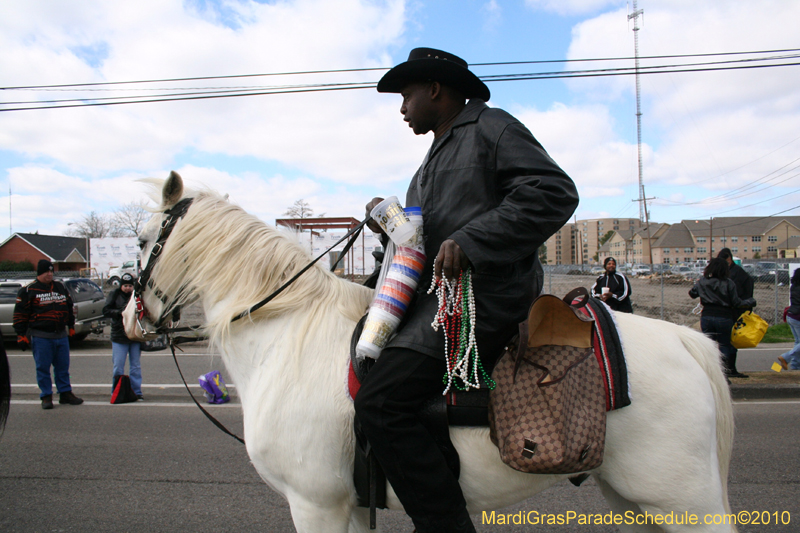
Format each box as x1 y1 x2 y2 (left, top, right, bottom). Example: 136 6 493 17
365 197 385 234
17 335 30 351
435 239 470 280
68 328 76 337
600 292 612 302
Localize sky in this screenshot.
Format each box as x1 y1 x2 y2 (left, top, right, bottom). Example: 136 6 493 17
1 0 799 241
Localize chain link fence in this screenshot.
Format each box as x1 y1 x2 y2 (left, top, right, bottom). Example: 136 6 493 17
543 263 796 328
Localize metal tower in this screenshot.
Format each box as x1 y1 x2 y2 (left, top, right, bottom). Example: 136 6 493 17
629 0 646 224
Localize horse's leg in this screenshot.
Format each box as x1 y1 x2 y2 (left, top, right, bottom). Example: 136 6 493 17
286 492 356 533
593 476 661 533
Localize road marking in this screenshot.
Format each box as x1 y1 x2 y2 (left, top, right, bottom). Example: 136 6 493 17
7 352 216 357
11 383 236 388
10 399 240 408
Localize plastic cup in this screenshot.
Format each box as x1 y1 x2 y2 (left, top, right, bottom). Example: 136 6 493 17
601 287 610 295
356 307 401 359
371 196 416 245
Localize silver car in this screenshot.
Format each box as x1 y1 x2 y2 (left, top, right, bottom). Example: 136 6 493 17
0 277 107 342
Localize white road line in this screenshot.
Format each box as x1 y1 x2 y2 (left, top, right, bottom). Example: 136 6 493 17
10 399 240 408
11 383 236 388
7 353 217 357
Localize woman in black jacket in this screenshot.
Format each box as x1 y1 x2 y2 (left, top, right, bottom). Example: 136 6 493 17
103 273 143 399
778 268 800 370
689 258 756 379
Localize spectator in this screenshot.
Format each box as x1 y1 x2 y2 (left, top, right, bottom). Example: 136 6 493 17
778 268 800 371
104 273 143 399
717 248 754 378
591 257 633 313
689 257 756 381
13 259 83 409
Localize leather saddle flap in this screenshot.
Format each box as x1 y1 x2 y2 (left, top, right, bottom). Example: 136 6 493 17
527 294 593 349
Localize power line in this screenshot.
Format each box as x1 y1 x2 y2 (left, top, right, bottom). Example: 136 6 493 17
2 56 799 113
3 47 798 92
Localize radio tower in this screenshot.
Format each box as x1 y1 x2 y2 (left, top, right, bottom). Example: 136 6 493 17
629 0 647 224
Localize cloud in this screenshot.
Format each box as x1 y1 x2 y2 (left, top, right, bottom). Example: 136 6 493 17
0 0 422 186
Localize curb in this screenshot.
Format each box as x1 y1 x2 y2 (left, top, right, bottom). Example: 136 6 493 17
729 384 800 400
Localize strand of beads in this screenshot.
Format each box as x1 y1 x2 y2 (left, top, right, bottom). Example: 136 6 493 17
428 268 495 394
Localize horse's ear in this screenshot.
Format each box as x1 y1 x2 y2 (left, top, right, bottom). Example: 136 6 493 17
162 171 184 207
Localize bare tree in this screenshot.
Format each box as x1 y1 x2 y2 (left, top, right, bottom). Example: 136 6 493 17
66 211 110 238
111 201 149 237
284 199 315 219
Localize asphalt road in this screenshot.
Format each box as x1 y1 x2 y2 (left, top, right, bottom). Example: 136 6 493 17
2 340 798 532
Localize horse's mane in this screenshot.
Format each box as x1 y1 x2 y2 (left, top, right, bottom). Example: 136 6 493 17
148 186 372 344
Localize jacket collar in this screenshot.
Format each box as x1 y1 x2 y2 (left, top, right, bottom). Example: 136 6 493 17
429 99 488 157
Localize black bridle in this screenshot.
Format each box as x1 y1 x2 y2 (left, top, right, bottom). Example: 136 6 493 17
133 197 195 335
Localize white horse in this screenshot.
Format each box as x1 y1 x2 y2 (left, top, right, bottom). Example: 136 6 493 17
124 172 737 532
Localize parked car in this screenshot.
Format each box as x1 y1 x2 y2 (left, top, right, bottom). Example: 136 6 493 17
631 264 652 276
670 265 693 276
0 277 107 342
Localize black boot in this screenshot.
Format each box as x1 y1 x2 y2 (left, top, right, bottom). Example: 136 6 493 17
59 391 84 405
41 395 53 410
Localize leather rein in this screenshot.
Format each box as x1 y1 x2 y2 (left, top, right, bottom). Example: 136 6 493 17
132 197 370 444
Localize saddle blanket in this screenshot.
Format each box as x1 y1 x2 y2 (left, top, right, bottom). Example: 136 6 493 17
577 297 631 412
346 297 631 413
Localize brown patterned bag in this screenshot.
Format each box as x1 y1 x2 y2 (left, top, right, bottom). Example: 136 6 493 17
488 288 606 474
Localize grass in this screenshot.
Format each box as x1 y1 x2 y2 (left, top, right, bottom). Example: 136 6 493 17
761 322 795 343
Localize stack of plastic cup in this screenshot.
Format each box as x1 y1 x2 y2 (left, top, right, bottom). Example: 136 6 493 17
356 203 426 360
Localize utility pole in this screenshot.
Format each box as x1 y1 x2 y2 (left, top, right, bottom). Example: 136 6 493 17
709 218 714 260
632 196 655 266
629 0 646 224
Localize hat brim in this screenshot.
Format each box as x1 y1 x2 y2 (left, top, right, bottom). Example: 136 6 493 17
377 59 490 101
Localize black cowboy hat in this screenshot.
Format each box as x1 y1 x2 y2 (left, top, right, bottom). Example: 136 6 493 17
377 47 490 101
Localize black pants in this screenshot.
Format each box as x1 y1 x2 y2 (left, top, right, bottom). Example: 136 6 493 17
354 348 472 533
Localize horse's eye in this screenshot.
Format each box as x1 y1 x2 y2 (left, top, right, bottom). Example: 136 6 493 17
138 240 146 250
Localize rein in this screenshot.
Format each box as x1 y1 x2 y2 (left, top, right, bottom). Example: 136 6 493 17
133 199 370 444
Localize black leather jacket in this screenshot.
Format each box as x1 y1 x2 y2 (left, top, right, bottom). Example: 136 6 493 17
385 99 579 368
104 288 134 344
689 277 756 319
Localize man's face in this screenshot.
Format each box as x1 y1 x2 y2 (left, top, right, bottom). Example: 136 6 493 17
37 271 53 284
605 260 616 273
400 82 437 135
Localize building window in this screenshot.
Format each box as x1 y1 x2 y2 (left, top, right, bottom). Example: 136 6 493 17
752 236 761 242
684 247 694 253
731 236 738 242
752 246 761 252
743 237 748 242
697 247 707 253
732 247 738 253
664 248 669 254
696 237 706 243
768 246 777 252
743 247 747 253
768 235 778 242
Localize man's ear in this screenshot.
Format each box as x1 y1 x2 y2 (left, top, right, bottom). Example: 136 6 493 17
429 81 442 100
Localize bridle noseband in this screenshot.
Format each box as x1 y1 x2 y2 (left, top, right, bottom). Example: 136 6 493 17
134 197 194 335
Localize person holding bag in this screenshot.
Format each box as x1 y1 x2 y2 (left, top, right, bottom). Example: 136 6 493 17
778 268 800 371
103 273 143 400
689 258 756 380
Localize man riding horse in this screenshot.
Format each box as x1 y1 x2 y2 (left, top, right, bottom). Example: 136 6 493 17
354 48 579 533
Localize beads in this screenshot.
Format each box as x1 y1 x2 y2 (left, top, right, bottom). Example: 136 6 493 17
428 269 495 394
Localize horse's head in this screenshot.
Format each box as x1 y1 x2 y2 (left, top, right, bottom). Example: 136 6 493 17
123 171 189 341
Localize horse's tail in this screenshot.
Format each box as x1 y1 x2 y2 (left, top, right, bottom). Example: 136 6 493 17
0 343 10 436
675 325 735 521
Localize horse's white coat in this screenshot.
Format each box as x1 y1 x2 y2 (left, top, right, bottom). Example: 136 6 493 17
124 173 737 532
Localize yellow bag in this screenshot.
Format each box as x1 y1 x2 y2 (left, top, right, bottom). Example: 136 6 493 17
730 311 768 349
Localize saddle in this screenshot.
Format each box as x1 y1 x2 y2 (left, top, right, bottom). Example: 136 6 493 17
349 288 630 527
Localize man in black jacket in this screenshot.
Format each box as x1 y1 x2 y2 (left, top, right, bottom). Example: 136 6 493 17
354 48 579 533
717 248 753 378
591 257 633 313
13 260 83 409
